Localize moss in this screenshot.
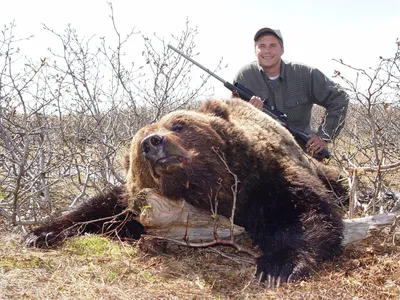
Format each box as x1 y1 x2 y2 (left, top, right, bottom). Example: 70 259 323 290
0 255 53 270
63 234 134 257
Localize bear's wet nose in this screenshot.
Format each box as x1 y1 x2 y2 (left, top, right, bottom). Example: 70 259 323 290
141 134 164 154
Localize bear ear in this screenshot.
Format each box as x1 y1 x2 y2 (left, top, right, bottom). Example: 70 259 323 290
198 99 230 121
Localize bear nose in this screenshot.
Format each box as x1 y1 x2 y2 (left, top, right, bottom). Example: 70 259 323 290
141 134 164 154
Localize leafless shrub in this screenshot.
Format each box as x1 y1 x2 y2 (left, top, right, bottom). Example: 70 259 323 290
0 4 222 226
330 39 400 217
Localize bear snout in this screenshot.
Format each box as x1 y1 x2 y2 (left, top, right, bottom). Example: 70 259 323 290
140 133 191 176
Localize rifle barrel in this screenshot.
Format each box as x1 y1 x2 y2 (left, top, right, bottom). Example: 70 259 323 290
168 44 226 84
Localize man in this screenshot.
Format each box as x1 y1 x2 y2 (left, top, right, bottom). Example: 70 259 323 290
233 27 349 156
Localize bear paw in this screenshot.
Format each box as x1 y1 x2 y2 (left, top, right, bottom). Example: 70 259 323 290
255 255 310 288
24 230 62 248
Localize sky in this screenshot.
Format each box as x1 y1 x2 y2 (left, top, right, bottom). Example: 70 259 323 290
1 0 399 98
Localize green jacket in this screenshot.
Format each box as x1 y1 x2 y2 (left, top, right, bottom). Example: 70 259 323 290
233 60 349 141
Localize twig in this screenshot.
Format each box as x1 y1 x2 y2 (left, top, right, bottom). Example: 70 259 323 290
389 215 399 234
212 146 239 241
48 209 133 243
206 247 255 265
346 160 400 174
141 234 260 258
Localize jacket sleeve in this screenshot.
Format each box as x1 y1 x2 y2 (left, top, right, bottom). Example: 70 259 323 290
310 68 349 140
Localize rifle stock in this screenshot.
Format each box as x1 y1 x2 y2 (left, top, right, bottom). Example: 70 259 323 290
168 44 330 159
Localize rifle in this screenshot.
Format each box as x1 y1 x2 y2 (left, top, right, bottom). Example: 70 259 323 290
167 44 330 159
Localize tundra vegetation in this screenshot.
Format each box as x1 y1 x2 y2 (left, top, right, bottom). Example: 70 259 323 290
0 4 399 299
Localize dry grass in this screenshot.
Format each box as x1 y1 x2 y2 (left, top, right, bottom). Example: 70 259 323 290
1 223 399 300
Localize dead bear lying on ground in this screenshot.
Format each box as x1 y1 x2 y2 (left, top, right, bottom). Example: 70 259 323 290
25 98 344 287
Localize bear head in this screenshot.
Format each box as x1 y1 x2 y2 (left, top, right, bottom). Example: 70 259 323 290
125 100 256 210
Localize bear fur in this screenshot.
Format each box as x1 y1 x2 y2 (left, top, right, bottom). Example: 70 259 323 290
25 98 343 287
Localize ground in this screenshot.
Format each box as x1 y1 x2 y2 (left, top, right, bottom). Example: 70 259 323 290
1 224 399 300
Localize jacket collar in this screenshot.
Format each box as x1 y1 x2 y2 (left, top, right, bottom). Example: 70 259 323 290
258 60 286 80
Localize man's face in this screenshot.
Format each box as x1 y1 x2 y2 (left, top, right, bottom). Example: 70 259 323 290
254 34 284 71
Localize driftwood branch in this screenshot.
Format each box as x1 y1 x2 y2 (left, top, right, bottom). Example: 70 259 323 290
342 211 400 245
133 189 400 254
134 189 245 242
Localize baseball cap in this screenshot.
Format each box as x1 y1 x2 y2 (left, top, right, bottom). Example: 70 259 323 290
254 28 283 45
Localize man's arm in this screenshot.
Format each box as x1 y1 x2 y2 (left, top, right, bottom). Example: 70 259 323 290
310 68 349 141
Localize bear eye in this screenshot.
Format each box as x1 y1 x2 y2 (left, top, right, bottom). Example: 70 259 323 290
171 124 184 132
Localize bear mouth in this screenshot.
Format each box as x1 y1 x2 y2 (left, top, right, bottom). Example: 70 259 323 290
152 155 190 177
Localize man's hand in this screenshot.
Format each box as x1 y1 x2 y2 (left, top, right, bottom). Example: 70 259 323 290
232 93 264 110
249 96 264 110
306 134 327 154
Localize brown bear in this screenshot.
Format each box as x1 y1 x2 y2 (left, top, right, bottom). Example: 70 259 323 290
24 98 343 288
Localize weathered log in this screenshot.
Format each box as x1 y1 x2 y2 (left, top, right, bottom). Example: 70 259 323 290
132 189 399 246
133 189 245 242
342 212 400 245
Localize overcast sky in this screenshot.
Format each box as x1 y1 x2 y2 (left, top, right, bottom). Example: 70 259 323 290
2 0 399 97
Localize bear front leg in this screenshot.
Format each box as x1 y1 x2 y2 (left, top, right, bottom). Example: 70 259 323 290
252 205 343 288
253 228 318 288
24 185 144 248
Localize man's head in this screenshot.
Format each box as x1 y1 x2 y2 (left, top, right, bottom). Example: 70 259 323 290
254 27 284 75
